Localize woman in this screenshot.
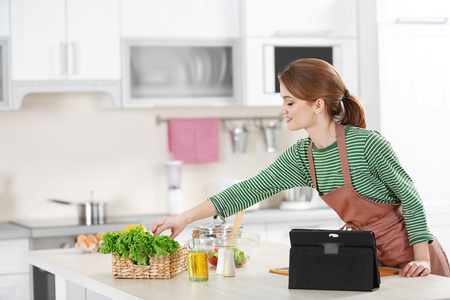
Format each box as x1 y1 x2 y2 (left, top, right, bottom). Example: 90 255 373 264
152 58 450 277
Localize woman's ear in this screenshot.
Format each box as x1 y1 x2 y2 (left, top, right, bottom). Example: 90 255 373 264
314 98 326 114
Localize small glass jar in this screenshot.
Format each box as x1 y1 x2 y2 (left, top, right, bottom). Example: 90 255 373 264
187 230 209 282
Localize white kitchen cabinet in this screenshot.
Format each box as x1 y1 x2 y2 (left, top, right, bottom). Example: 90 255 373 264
0 238 31 300
376 0 450 24
0 238 30 274
0 0 10 36
0 273 31 300
11 0 120 81
122 40 241 107
121 0 240 38
243 0 357 37
241 0 359 107
377 22 450 208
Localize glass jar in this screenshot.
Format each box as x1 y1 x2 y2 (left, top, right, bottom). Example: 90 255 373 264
187 230 209 282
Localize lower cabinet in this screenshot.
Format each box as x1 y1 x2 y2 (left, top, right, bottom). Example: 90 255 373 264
0 238 31 300
0 273 31 300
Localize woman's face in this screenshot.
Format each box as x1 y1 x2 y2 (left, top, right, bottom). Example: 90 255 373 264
279 82 316 131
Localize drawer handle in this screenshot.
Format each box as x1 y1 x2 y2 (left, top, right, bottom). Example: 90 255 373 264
396 17 448 24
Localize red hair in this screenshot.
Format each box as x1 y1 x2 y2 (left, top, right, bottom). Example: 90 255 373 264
278 58 366 128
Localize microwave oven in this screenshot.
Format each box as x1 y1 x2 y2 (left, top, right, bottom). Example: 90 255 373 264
244 37 359 106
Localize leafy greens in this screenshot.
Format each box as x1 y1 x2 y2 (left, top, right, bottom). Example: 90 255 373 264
100 224 180 266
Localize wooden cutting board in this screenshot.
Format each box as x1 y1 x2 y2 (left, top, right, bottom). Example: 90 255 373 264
269 267 399 277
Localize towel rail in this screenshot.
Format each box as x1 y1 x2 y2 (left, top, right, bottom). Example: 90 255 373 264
156 114 283 125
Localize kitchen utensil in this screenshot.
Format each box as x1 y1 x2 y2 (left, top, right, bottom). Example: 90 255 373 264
269 267 289 275
48 192 106 225
228 210 245 245
229 126 248 153
262 120 280 152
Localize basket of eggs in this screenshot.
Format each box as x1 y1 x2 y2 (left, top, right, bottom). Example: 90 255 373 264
76 232 105 253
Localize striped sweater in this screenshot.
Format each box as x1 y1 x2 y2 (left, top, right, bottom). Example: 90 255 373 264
209 125 433 246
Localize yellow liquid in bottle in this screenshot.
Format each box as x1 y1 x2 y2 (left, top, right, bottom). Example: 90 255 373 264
188 251 209 281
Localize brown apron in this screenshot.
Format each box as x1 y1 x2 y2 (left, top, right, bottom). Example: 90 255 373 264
308 123 450 277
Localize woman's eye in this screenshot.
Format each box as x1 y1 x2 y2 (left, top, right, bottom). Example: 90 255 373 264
287 102 293 106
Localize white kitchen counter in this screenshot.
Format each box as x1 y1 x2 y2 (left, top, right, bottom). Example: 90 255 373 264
26 241 450 300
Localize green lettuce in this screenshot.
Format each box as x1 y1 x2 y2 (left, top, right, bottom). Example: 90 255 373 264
100 224 180 266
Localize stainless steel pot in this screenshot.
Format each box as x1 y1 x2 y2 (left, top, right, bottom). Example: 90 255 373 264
49 199 106 225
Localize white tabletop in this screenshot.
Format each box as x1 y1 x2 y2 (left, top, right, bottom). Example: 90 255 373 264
26 241 450 300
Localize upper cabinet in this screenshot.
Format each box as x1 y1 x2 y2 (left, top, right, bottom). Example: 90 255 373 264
120 0 242 107
122 40 241 107
376 0 450 24
4 0 361 109
243 0 357 37
242 0 359 106
121 0 240 38
0 0 10 36
10 0 120 81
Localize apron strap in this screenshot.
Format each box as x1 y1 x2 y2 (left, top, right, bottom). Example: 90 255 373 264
308 142 320 193
308 123 352 194
335 123 352 186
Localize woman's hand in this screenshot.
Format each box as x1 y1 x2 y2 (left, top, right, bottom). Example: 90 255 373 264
152 214 188 239
402 241 431 277
401 260 431 277
152 199 218 239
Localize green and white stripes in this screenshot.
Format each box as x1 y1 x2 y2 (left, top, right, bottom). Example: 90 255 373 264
209 125 433 246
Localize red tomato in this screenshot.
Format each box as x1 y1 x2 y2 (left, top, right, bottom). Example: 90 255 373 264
209 256 218 266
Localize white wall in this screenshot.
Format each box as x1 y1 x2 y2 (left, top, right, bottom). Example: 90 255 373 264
0 93 303 222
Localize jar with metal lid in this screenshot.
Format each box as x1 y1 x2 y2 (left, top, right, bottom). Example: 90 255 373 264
195 218 243 239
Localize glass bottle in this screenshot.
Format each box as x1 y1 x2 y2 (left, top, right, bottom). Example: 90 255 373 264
187 230 209 282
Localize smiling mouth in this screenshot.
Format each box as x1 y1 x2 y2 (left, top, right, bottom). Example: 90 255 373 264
286 117 293 123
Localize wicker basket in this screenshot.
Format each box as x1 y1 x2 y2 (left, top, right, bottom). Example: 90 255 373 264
111 246 188 279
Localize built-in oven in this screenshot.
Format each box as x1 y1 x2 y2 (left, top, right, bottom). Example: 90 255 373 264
244 36 359 106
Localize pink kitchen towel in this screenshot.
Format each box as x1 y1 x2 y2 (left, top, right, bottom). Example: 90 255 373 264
168 118 220 164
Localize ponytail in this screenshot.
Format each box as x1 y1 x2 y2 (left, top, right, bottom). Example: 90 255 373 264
279 58 367 129
339 94 366 129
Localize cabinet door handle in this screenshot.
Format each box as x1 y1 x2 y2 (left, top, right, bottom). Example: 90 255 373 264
60 42 68 76
396 17 448 24
70 42 78 75
273 30 332 37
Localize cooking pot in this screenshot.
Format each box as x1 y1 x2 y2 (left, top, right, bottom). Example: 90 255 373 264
196 218 243 238
49 198 106 225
